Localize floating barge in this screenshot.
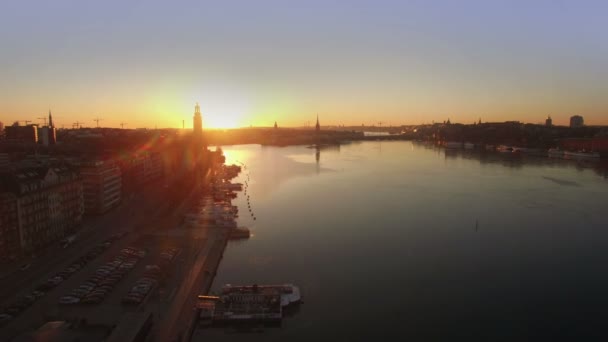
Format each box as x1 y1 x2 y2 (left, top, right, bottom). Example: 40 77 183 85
229 227 251 240
197 284 301 326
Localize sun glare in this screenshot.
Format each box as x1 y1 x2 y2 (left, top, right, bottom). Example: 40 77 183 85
205 112 241 129
198 99 251 129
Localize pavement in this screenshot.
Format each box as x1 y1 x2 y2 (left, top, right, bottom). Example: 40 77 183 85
152 227 228 342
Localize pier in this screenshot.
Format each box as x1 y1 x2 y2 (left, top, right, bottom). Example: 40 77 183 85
153 163 244 342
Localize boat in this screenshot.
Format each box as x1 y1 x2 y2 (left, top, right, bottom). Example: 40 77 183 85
443 141 462 149
197 284 301 325
563 151 600 159
464 142 475 150
222 284 301 307
496 145 515 153
229 227 251 240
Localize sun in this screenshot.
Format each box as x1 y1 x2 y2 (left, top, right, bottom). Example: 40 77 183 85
200 101 250 129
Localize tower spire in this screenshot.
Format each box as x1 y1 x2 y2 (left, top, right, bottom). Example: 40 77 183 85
315 114 320 132
193 102 203 138
48 109 53 127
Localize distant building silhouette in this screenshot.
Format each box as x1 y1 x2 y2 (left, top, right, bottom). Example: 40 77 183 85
570 115 584 128
6 123 38 143
274 121 278 129
545 115 553 127
38 126 50 146
193 102 203 136
48 110 56 144
315 114 320 132
37 110 57 146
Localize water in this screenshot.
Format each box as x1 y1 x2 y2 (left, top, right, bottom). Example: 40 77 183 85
196 141 608 341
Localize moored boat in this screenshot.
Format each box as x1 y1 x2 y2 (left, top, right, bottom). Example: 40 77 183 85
563 151 600 159
497 145 515 153
443 141 462 149
197 284 302 325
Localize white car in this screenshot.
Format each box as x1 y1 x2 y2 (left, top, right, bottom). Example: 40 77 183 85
58 296 80 305
0 313 13 325
48 276 64 285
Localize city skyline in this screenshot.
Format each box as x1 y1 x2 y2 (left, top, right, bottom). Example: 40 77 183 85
2 0 608 128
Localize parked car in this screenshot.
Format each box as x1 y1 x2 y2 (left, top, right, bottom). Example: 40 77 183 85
0 313 13 325
82 296 102 304
58 296 80 305
31 291 45 298
5 304 25 315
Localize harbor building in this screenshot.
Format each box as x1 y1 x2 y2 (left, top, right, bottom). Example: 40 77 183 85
145 151 163 181
116 150 162 194
0 166 84 256
560 137 608 155
0 192 21 261
80 159 122 215
0 153 10 171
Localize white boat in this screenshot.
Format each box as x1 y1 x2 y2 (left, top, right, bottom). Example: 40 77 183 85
198 284 302 324
222 284 301 307
464 142 475 150
564 151 600 159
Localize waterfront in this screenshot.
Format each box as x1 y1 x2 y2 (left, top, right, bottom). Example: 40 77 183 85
194 141 608 340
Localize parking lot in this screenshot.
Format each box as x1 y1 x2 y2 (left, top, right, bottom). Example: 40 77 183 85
0 232 129 329
51 233 202 326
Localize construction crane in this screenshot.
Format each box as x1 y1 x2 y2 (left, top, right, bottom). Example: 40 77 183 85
93 117 103 128
37 117 48 125
14 120 32 125
72 121 84 129
120 122 127 129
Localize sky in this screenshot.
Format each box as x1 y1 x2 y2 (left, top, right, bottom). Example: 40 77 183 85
1 0 607 128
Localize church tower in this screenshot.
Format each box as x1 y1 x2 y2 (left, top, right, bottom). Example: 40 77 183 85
48 109 57 144
193 102 203 137
315 114 320 132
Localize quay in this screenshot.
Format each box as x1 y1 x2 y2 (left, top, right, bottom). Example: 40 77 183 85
153 163 245 342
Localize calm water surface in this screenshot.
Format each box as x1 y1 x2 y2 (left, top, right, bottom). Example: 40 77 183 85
195 141 608 341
